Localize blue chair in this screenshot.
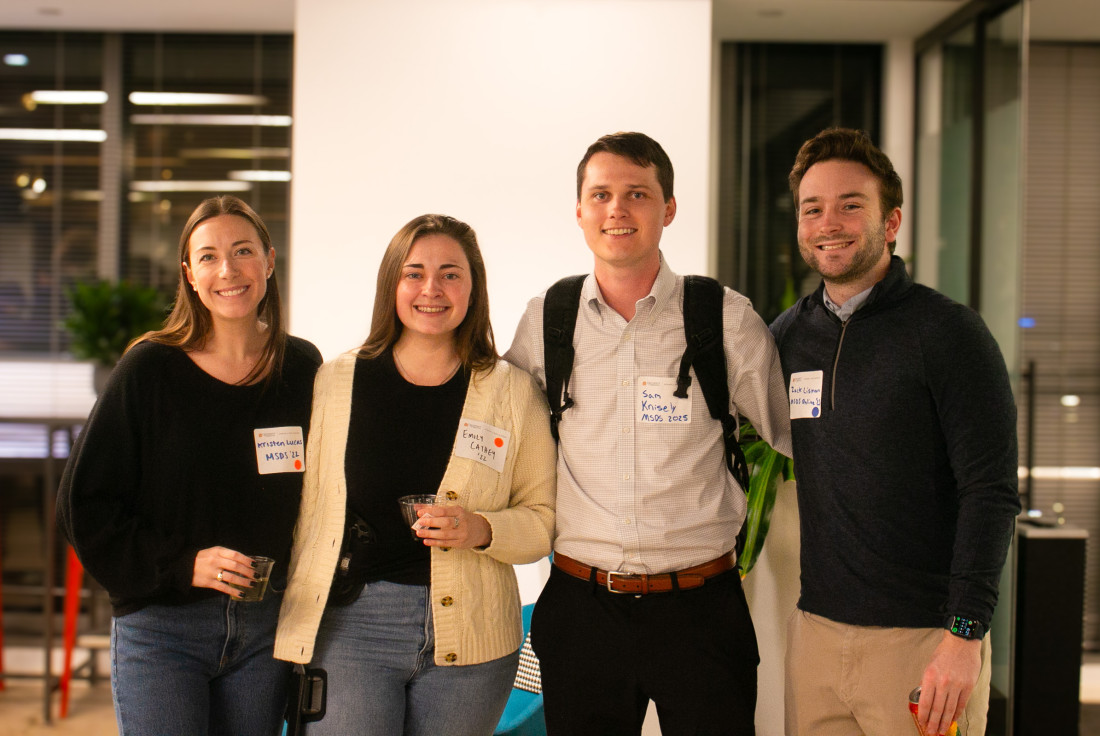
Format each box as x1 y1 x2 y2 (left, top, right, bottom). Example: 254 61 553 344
494 604 546 736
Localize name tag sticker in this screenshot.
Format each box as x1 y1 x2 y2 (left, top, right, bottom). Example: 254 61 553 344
637 377 691 424
789 371 823 419
254 426 306 474
455 419 510 473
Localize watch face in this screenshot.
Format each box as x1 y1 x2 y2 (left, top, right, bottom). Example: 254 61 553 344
950 616 980 639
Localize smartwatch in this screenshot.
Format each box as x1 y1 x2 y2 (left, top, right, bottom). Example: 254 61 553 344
946 615 986 640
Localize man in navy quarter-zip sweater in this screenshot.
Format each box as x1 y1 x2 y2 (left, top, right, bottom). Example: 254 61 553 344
771 128 1019 736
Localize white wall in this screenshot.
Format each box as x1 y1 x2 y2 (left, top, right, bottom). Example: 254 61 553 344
288 0 713 360
882 38 916 261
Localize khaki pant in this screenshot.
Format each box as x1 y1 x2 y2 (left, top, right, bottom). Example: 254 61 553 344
785 610 992 736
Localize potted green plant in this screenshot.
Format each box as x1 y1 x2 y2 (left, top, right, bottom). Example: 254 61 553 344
738 421 795 576
64 280 167 393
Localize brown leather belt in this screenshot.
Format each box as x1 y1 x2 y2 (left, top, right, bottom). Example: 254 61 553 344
553 551 736 594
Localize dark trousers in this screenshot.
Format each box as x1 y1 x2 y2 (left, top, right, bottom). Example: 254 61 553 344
530 564 759 736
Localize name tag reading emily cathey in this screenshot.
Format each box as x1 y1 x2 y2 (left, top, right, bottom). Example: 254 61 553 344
254 426 305 474
455 419 510 472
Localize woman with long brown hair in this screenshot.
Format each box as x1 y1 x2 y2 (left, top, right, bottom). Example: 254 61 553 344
275 214 555 735
57 195 321 735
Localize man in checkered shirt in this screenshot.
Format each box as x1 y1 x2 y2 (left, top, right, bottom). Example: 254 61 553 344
506 131 791 735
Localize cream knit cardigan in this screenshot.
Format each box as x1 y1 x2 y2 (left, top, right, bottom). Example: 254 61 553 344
274 351 556 666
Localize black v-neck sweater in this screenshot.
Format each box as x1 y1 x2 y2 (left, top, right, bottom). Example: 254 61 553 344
57 336 321 615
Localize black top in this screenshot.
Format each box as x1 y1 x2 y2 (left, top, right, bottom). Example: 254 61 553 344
56 336 322 616
344 349 469 586
771 257 1020 631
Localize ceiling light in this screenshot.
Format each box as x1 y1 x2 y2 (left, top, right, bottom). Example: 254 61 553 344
180 147 291 160
1023 466 1100 481
28 90 108 104
130 180 252 192
1060 395 1081 408
4 54 29 67
0 128 106 142
130 114 291 127
129 92 270 106
228 170 292 182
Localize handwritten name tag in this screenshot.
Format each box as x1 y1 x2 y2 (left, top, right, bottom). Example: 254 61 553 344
637 377 691 424
254 426 305 474
789 371 823 419
454 419 510 472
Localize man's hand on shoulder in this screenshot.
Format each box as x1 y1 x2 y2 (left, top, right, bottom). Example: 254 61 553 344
917 632 982 735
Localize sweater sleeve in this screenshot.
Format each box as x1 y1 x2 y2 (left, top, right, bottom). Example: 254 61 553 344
55 345 196 599
475 366 556 565
923 301 1021 628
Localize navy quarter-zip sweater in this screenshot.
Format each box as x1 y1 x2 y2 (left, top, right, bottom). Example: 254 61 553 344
771 256 1019 632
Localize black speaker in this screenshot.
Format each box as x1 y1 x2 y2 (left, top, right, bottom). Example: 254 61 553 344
1013 521 1086 734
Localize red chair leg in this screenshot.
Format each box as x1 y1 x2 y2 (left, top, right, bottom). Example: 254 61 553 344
59 546 84 718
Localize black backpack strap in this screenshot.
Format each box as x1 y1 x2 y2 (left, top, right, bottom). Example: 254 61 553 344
679 276 752 560
542 275 586 441
677 276 751 494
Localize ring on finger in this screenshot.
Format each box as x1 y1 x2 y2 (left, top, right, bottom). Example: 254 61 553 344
216 570 224 583
453 516 460 529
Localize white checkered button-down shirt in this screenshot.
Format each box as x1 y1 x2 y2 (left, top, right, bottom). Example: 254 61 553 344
506 256 792 575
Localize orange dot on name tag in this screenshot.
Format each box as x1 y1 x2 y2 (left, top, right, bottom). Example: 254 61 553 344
294 459 302 470
494 437 503 447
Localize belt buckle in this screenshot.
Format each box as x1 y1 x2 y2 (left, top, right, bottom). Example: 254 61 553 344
604 570 638 594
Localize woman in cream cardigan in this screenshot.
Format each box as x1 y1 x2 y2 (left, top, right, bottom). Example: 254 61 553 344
275 214 555 736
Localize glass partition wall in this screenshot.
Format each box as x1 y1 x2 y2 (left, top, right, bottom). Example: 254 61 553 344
717 42 882 319
0 31 292 355
915 1 1026 730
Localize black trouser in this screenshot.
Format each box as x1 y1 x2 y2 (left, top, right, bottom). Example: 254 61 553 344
531 564 759 736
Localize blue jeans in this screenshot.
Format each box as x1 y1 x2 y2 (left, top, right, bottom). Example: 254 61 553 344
309 580 519 736
111 592 289 736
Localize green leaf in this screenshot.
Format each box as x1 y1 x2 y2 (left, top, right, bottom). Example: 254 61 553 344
738 420 795 576
63 280 168 366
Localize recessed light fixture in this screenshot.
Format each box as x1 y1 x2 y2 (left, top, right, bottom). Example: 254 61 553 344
130 180 253 192
129 92 270 106
27 90 108 105
180 147 291 160
0 128 107 142
1060 395 1081 408
130 114 291 127
228 170 292 182
4 53 29 67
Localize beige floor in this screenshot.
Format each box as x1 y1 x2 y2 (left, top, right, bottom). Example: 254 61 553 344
0 644 115 736
0 680 116 736
2 649 1099 736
